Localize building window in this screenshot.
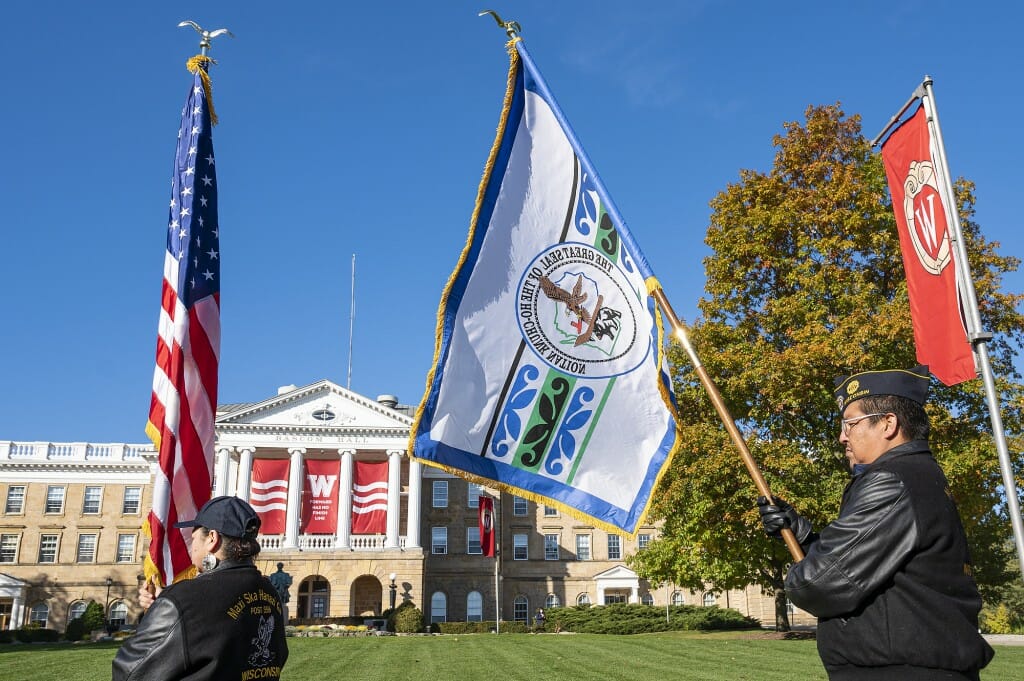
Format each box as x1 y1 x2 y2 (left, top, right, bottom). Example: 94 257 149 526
4 485 26 514
116 534 136 563
29 602 48 627
68 601 88 622
544 534 559 560
575 534 591 561
76 534 97 563
543 505 558 517
638 533 651 550
467 483 483 509
38 534 59 563
512 496 527 516
467 591 483 622
577 593 591 606
430 592 447 623
513 534 528 560
466 526 482 555
605 593 627 604
545 593 561 609
122 487 142 515
641 593 654 606
432 481 448 508
702 592 717 607
109 601 128 630
513 595 529 622
45 486 66 514
311 594 328 618
0 534 19 563
431 527 448 555
607 534 621 560
82 486 103 514
671 591 685 606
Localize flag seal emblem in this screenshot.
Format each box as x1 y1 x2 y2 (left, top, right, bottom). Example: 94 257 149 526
516 242 648 379
901 160 952 275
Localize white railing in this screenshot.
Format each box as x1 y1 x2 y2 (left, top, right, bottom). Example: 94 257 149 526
258 534 408 552
0 441 154 462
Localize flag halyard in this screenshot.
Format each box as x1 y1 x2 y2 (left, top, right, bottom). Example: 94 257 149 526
410 40 679 536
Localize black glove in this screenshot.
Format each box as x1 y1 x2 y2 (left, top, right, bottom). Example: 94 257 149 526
757 495 813 544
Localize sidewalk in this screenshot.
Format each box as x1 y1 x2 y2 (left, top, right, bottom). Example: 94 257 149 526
983 634 1024 647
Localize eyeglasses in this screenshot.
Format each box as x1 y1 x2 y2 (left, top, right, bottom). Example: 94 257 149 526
840 412 888 434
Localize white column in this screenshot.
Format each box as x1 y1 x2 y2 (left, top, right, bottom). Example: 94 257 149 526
236 447 255 501
630 585 639 604
385 449 402 549
336 449 354 549
406 457 422 548
213 446 233 497
284 448 305 549
10 594 23 629
597 586 606 606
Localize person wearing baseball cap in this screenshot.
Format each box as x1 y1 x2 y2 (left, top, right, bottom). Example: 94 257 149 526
757 367 992 680
113 496 289 680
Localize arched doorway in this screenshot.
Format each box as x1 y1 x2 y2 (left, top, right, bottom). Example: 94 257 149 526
296 575 331 619
350 575 383 616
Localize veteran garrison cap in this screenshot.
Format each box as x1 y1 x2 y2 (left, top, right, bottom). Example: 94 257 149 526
174 496 261 540
833 365 930 413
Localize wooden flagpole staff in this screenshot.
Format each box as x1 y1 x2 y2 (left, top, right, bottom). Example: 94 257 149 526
652 289 805 562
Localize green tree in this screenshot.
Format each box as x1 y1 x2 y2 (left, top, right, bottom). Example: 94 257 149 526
629 103 1024 630
81 600 106 637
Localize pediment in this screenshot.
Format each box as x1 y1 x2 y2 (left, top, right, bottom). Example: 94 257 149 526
217 380 413 431
593 565 638 580
0 572 28 589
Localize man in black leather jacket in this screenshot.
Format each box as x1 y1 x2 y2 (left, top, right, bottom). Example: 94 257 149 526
759 366 993 680
112 496 289 680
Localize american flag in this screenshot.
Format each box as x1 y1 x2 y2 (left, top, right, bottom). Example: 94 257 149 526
144 66 221 586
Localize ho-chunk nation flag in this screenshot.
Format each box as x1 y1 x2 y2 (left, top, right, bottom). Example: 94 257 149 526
881 103 974 386
409 39 680 535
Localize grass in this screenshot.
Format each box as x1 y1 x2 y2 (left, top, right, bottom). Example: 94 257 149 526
1 631 1022 680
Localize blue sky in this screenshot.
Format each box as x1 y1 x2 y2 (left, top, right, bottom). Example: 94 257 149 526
1 2 1020 443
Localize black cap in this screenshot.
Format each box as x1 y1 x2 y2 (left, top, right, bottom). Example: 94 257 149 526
174 496 261 540
833 365 930 413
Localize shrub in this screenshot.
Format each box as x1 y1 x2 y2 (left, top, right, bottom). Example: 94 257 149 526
65 617 86 642
981 604 1016 634
15 627 60 643
81 601 106 636
434 620 530 634
393 603 425 633
544 603 758 634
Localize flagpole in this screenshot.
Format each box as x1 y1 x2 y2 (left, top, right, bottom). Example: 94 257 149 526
494 492 501 633
652 289 805 562
919 79 1024 581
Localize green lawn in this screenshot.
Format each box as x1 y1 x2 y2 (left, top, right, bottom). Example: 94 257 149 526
2 632 1021 681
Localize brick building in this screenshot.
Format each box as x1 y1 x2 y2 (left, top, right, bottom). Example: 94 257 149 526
0 379 812 632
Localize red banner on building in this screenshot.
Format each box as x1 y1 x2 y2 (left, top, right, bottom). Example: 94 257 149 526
479 496 495 557
250 459 289 535
351 461 388 534
881 104 974 386
301 459 340 534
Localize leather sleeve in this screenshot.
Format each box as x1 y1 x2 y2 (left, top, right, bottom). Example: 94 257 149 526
785 469 917 619
111 597 188 680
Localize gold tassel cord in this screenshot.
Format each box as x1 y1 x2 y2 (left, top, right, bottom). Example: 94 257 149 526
186 55 218 126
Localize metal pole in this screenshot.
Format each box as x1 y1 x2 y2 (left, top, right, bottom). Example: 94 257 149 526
652 288 804 562
494 493 501 633
922 80 1024 581
348 254 356 389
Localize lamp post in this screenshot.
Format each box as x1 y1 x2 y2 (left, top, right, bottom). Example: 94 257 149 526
388 573 397 610
104 577 113 634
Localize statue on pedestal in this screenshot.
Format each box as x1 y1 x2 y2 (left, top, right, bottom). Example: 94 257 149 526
268 562 293 621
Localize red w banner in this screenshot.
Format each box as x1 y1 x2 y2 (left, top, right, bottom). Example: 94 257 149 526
881 104 974 386
250 459 289 535
301 459 340 534
479 496 495 557
351 461 388 534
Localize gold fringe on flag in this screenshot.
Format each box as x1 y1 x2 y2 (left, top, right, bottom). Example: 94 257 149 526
186 54 218 126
